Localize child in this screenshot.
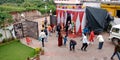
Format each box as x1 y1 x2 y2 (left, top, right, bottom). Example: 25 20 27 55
26 36 32 45
64 35 67 46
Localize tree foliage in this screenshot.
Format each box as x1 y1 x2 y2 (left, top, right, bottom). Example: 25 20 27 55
0 0 24 4
0 0 56 14
0 5 26 13
0 12 13 28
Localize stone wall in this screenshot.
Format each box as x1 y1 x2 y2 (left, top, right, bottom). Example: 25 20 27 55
0 25 16 42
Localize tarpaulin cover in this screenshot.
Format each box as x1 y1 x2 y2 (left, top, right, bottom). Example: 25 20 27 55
86 7 113 33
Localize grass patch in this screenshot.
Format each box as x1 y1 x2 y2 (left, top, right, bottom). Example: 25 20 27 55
0 40 35 60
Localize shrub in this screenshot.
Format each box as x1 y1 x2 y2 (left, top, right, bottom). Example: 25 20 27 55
0 33 2 38
2 38 17 43
35 48 41 54
41 49 44 55
38 8 46 14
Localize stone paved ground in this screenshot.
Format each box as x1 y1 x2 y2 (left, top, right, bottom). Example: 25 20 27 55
40 32 118 60
21 17 118 60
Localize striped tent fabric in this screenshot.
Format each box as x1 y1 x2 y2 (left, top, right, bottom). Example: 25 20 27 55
56 8 86 37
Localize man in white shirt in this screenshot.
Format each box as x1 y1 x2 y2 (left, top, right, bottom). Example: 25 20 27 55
96 33 104 49
39 30 46 47
81 33 89 51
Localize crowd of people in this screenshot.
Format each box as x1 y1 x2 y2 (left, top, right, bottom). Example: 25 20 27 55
38 17 105 50
37 17 120 60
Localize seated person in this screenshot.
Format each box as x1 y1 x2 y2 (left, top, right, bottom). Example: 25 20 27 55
26 36 32 45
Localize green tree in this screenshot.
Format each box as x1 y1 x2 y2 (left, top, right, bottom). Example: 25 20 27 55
0 0 56 15
0 0 24 4
21 1 34 8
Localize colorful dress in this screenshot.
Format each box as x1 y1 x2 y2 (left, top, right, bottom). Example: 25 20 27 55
58 33 63 46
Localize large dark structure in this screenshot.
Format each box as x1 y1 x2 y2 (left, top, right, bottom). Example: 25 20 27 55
14 20 39 39
86 7 114 33
50 15 57 26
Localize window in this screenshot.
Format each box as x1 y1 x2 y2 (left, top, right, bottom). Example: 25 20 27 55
112 28 119 33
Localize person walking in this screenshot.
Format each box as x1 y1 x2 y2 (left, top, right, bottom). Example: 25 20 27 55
63 35 68 46
39 30 46 47
47 25 52 36
81 33 89 51
96 33 104 49
89 30 95 44
69 39 77 51
111 41 120 60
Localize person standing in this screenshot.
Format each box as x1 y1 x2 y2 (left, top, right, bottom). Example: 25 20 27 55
63 35 68 46
56 24 61 37
41 21 45 31
96 33 104 49
83 27 89 36
81 34 89 51
58 32 63 46
47 25 52 36
44 17 47 27
65 23 69 36
69 39 77 51
89 30 95 44
53 25 56 33
111 41 120 60
39 30 46 47
44 27 48 42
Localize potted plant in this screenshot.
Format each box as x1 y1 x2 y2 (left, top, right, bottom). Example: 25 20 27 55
36 54 40 60
35 48 41 54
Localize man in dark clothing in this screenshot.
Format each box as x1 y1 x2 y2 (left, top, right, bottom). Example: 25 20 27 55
66 13 71 25
65 23 69 36
44 27 48 36
44 27 48 42
56 24 61 35
44 17 47 27
69 39 77 51
111 41 120 60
